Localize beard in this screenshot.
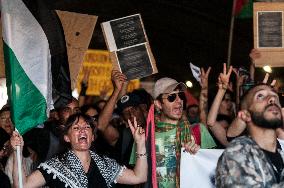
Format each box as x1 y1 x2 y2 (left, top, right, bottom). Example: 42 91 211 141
249 104 283 130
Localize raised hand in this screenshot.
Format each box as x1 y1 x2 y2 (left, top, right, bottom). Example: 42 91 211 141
262 73 277 87
249 48 261 63
182 136 200 155
233 68 245 87
218 63 233 90
128 116 145 145
262 73 278 92
199 67 211 89
111 70 127 92
249 48 260 81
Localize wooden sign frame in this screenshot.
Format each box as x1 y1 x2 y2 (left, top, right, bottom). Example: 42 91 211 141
101 14 158 80
253 2 284 67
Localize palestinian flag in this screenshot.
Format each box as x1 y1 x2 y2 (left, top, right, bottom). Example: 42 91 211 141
1 0 71 134
235 0 253 18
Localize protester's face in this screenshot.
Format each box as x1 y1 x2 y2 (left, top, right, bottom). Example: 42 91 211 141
64 117 94 151
0 111 14 135
59 100 80 124
0 141 10 159
97 101 106 110
187 106 199 119
219 93 233 116
48 110 59 121
248 86 282 129
122 106 146 127
157 90 185 122
86 108 98 117
84 96 96 106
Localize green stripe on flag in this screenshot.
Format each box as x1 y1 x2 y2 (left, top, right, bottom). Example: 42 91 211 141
237 0 253 19
4 42 47 135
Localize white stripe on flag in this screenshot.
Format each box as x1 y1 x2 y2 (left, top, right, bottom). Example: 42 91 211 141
1 0 53 112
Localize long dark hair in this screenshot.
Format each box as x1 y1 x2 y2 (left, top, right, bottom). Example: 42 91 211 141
59 113 97 154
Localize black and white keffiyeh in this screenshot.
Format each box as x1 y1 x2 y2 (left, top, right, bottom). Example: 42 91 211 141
38 150 124 188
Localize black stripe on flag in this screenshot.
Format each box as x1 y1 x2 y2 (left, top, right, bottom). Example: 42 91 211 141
22 0 72 108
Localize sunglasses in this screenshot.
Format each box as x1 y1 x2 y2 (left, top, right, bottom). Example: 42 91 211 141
162 92 186 103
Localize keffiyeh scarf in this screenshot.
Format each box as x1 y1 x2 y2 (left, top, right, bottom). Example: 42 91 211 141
38 150 123 188
145 105 193 188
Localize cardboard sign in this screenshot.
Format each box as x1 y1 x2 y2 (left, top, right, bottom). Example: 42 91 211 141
101 14 158 80
253 2 284 67
56 10 97 89
77 50 140 96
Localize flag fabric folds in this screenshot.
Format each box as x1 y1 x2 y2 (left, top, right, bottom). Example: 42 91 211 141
1 0 71 134
235 0 253 19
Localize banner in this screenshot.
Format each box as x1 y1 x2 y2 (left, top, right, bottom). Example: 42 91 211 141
180 149 224 188
77 50 140 96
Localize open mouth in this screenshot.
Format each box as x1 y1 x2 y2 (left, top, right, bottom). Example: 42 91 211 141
267 106 280 112
173 106 183 115
78 135 87 142
266 105 281 116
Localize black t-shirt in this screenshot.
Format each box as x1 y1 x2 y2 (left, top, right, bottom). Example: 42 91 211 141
262 149 284 183
0 169 11 188
39 159 108 188
92 127 134 167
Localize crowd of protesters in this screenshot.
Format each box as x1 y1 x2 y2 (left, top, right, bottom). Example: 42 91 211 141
1 48 284 187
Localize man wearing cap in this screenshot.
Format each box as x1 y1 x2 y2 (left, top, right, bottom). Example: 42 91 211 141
95 70 149 165
93 70 149 188
117 92 148 129
142 77 216 188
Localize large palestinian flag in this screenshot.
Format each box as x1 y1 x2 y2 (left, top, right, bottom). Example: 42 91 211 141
1 0 71 134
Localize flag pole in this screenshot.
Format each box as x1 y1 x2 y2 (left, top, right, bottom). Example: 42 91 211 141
16 129 23 188
227 0 238 68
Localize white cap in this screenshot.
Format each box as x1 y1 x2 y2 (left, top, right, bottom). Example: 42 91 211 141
153 77 186 99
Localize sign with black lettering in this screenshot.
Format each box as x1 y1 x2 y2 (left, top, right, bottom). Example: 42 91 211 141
258 11 282 48
253 2 284 67
101 14 158 80
110 15 146 50
116 44 153 80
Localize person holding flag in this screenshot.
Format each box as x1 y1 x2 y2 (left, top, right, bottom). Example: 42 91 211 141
10 113 148 188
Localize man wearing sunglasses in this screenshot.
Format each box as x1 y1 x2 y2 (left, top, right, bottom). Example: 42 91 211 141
143 77 216 188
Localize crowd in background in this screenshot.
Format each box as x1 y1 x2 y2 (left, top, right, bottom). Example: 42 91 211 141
1 48 284 187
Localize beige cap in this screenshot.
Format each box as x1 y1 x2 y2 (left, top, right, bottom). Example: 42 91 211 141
153 77 187 99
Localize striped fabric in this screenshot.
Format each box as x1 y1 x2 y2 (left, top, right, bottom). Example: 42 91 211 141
1 0 71 134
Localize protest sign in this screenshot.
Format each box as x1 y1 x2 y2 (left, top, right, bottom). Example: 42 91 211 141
77 50 140 96
101 14 158 80
253 2 284 67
